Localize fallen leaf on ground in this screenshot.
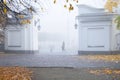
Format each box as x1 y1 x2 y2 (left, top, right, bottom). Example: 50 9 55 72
77 55 120 62
0 67 32 80
89 69 120 75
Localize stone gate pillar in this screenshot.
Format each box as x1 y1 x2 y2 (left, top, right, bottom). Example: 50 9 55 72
77 5 115 54
4 15 39 54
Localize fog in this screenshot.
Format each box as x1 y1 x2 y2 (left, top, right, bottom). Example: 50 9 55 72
38 0 106 54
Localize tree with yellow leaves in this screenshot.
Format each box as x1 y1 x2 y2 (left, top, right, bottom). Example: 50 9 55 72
105 0 120 29
105 0 119 12
53 0 78 11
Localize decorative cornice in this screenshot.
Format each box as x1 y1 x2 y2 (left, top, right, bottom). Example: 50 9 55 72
77 15 113 22
77 5 104 10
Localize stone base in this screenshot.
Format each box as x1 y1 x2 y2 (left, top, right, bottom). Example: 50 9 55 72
78 51 120 55
5 50 39 54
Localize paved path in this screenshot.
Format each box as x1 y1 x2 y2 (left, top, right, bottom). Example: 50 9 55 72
30 68 120 80
0 53 119 69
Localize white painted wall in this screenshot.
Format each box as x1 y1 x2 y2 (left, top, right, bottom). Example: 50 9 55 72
5 16 39 51
77 5 116 52
5 25 25 50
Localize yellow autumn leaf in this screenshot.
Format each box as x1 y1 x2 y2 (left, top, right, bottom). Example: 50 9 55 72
73 0 78 3
69 4 74 11
64 4 67 8
54 0 56 4
105 0 118 12
3 8 7 14
66 0 69 3
76 0 78 3
20 20 31 24
3 0 7 4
